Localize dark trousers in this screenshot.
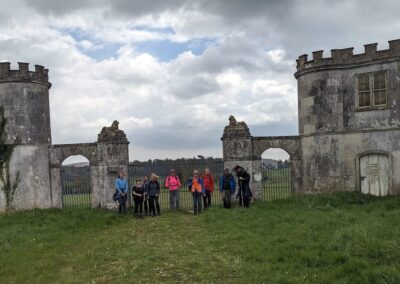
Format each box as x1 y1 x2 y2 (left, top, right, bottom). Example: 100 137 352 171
134 197 143 216
203 191 212 209
192 192 202 214
222 189 232 208
117 195 127 214
144 196 149 215
149 196 160 216
243 197 251 208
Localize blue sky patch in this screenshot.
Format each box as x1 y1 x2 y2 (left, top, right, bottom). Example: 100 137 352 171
63 27 218 62
136 38 218 62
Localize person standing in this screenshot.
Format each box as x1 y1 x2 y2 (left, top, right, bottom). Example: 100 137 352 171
202 168 215 209
142 175 150 216
233 165 252 208
165 169 181 211
187 170 205 215
147 173 161 216
219 169 236 209
115 171 128 214
132 179 144 218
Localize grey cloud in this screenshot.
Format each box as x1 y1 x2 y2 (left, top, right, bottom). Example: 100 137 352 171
23 0 95 15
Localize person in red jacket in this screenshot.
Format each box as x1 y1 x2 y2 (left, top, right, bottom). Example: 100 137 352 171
202 168 215 209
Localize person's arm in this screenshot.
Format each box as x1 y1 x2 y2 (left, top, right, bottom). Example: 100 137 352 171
156 182 160 196
201 179 206 195
165 177 169 188
177 176 181 188
231 176 237 194
210 175 215 192
115 179 122 194
243 171 250 183
219 177 223 192
187 178 193 191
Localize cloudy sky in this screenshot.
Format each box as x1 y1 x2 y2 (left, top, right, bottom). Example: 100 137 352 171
1 0 400 161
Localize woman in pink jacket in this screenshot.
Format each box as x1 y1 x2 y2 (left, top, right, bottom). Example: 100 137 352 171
165 169 181 210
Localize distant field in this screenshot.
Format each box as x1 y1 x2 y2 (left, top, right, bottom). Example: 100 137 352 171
1 192 400 283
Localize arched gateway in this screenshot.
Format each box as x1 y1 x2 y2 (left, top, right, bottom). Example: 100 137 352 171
49 121 129 209
221 116 302 200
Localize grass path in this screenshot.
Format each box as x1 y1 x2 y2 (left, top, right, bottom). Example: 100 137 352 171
1 192 400 283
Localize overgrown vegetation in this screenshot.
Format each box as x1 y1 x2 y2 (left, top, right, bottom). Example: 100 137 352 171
0 107 20 211
0 192 400 283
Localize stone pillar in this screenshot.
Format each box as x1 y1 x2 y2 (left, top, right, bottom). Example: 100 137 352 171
94 121 129 209
221 116 262 200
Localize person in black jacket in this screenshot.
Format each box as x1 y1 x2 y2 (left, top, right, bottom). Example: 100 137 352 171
132 179 144 218
233 165 252 208
146 173 161 216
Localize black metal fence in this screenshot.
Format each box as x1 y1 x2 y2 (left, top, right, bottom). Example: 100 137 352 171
58 158 294 210
261 163 293 201
61 166 91 208
128 159 224 212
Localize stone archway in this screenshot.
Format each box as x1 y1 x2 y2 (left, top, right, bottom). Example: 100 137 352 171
221 116 302 200
49 121 129 209
61 155 92 208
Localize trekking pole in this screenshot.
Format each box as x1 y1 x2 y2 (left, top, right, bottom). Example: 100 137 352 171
238 178 243 207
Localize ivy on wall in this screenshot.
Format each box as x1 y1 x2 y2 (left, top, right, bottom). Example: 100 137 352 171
0 107 20 211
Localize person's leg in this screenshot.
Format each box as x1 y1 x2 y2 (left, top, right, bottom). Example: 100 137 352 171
169 190 174 210
244 197 250 208
149 196 155 216
192 193 197 214
122 195 127 214
117 196 123 214
222 191 226 208
134 198 139 215
198 192 202 214
175 190 180 210
226 190 232 208
155 196 160 215
203 194 207 209
207 192 212 207
144 196 149 215
139 199 143 216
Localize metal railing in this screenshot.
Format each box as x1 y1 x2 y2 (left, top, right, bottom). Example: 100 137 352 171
59 160 294 210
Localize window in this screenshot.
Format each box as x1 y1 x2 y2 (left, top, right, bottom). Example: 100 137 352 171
357 71 387 109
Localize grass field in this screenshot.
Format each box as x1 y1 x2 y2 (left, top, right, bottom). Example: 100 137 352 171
1 192 400 283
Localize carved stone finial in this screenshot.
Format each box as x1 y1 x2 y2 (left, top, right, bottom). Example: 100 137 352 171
97 120 128 143
223 115 250 138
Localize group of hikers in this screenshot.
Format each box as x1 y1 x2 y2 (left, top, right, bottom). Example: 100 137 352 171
114 165 253 217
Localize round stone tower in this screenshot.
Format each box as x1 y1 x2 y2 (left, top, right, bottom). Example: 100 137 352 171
0 62 53 210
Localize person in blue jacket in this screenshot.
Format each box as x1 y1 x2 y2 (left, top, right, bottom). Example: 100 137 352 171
115 171 129 214
219 168 236 208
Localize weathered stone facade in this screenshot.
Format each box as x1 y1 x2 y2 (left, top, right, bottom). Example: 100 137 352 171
223 39 400 197
0 62 129 211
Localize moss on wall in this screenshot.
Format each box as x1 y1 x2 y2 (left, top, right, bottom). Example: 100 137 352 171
0 107 20 210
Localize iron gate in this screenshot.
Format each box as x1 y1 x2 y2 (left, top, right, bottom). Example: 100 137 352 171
261 161 293 200
61 166 91 208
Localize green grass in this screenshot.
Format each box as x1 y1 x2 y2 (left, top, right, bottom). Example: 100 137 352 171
63 193 91 208
1 192 400 283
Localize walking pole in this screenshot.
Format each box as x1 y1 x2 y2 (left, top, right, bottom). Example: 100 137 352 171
238 178 243 207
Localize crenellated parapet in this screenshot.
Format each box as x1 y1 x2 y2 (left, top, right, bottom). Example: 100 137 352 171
295 39 400 77
0 62 51 87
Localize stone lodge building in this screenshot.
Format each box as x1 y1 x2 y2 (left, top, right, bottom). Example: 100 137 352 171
222 39 400 198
